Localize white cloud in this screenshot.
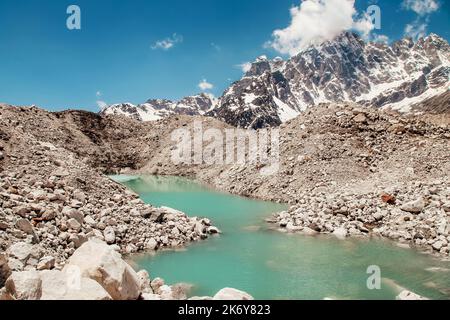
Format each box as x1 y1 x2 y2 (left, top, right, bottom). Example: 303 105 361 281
151 33 183 50
267 0 375 56
96 91 102 98
371 34 390 44
237 62 252 73
402 0 440 40
402 0 440 16
353 12 375 40
404 21 428 40
198 79 214 91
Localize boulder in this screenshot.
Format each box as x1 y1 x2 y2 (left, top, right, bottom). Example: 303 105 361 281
84 215 96 226
206 226 221 234
145 238 158 251
63 239 141 300
285 222 302 233
432 240 444 251
141 293 162 300
136 270 152 293
0 221 8 230
189 296 213 300
171 283 193 300
41 210 57 221
213 288 254 300
150 277 164 293
37 256 56 271
333 227 348 240
40 270 111 300
67 218 82 231
0 287 13 300
0 253 11 287
66 210 84 225
5 270 42 300
302 227 319 236
159 284 174 300
72 190 86 203
16 219 34 234
103 226 116 244
353 113 367 124
400 198 425 214
7 242 33 263
396 290 428 300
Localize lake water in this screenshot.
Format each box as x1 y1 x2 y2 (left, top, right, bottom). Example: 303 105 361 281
113 175 450 300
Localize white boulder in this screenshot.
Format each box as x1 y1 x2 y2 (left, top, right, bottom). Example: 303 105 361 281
103 226 116 244
333 227 348 240
213 288 254 300
400 198 425 214
396 290 428 300
5 270 42 300
63 239 141 300
40 270 111 300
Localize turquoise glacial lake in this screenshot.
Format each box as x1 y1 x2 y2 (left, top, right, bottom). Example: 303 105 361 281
113 175 450 300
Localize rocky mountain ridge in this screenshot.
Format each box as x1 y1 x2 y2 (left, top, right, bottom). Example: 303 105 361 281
101 32 450 129
101 93 218 121
210 32 450 128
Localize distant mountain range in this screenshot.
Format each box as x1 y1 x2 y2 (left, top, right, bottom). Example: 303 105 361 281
100 93 218 122
101 32 450 128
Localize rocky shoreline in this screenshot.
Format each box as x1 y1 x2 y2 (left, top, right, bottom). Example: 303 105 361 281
137 104 450 259
267 182 450 258
0 238 253 300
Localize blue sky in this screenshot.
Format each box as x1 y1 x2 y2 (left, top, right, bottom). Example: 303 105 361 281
0 0 448 111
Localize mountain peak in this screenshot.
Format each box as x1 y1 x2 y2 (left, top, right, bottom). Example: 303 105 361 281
211 32 450 128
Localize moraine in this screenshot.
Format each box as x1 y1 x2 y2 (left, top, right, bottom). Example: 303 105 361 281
114 175 450 300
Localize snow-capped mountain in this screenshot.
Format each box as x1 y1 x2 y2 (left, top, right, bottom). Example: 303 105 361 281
210 32 449 128
101 93 218 121
101 32 449 128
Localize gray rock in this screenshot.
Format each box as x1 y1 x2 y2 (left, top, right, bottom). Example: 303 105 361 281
151 277 165 293
5 270 42 300
16 219 34 234
40 270 112 300
103 227 116 244
206 226 221 234
37 256 56 271
136 270 152 293
400 198 425 214
66 210 84 225
432 240 444 251
0 221 8 230
443 202 450 212
7 242 34 263
67 218 82 232
0 253 11 287
145 238 158 251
